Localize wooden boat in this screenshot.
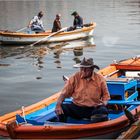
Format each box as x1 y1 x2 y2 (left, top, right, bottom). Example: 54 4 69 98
0 22 96 45
0 55 140 139
117 119 140 139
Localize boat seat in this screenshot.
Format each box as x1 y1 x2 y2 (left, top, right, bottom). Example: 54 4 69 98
107 78 138 101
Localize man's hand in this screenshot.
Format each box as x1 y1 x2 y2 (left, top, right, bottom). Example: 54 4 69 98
98 101 108 106
28 23 32 28
55 93 66 115
55 104 64 115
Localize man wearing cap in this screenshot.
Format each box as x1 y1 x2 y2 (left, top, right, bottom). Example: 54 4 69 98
55 57 110 122
28 11 45 33
52 14 62 32
67 11 83 31
71 11 83 30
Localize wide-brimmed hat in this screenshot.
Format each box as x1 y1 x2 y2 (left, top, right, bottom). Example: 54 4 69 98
71 11 78 16
73 57 100 69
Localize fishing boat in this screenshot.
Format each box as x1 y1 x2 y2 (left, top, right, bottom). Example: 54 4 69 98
0 22 96 45
0 55 140 139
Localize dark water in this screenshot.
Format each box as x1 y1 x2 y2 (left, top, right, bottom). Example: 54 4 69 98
0 0 140 116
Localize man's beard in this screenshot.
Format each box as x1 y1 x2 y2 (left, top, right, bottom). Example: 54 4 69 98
81 72 93 79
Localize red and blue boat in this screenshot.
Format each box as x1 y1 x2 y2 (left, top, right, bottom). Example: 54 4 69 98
0 55 140 139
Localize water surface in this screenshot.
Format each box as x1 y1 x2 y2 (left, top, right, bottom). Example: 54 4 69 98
0 0 140 116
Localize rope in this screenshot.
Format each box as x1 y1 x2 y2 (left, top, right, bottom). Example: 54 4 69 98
21 106 27 123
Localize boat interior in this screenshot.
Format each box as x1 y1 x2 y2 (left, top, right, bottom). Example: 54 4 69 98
16 61 140 126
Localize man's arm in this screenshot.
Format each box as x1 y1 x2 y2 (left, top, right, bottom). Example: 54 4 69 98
79 16 83 27
28 16 36 28
55 93 66 115
55 20 61 30
55 75 75 115
100 78 111 106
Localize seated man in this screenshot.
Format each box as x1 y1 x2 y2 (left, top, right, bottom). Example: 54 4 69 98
52 14 62 32
55 57 110 122
28 11 45 33
67 11 83 31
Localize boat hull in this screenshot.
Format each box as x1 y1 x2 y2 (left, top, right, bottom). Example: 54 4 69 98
5 106 140 139
0 23 95 45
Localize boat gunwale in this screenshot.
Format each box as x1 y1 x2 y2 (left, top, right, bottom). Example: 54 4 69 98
0 23 96 38
0 92 60 123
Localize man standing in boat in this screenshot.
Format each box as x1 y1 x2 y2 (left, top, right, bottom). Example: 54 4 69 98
28 11 45 33
52 14 62 32
55 57 110 122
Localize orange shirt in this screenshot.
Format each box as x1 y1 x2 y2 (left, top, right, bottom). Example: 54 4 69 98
61 72 110 107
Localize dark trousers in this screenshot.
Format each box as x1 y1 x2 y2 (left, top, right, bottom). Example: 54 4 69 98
58 103 108 122
31 26 45 33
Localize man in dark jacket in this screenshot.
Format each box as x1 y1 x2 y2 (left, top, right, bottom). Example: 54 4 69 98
71 11 83 30
52 14 62 32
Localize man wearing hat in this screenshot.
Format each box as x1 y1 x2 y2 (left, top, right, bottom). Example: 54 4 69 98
67 11 83 31
55 57 110 122
71 11 83 30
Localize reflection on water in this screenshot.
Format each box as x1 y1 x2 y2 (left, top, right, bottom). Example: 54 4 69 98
0 37 95 58
0 37 95 69
53 49 63 68
50 37 95 67
73 57 81 64
50 37 95 50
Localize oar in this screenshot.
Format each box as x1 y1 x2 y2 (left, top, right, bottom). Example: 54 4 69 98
108 100 140 105
30 27 67 47
16 27 28 32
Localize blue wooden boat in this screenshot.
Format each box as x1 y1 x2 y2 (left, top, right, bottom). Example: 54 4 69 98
0 55 140 139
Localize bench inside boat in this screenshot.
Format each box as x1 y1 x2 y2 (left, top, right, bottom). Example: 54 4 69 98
16 71 140 125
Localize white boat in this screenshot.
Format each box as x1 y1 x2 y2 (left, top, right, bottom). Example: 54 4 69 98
0 22 96 45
